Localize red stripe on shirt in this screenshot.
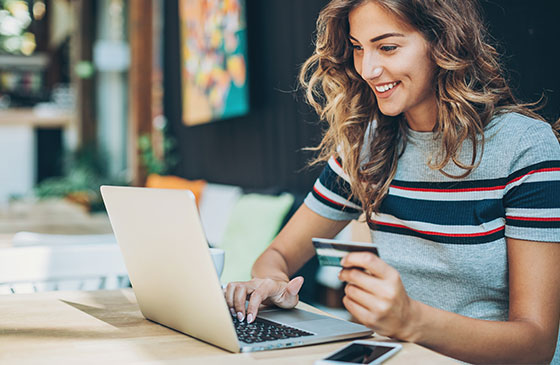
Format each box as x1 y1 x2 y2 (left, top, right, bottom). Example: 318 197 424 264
389 168 560 193
332 157 343 169
370 220 505 238
313 186 350 209
390 185 505 193
507 216 560 222
507 167 560 185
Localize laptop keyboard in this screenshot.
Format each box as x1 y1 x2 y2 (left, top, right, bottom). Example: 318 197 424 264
232 316 314 344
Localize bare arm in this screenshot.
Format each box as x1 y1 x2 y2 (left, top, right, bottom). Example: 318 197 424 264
251 203 350 280
411 238 560 364
225 203 350 322
340 238 560 364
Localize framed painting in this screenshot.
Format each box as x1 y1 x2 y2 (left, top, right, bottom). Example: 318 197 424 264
179 0 249 126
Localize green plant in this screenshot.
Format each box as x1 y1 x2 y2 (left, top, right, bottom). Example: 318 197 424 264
34 165 100 199
138 132 178 176
34 145 127 212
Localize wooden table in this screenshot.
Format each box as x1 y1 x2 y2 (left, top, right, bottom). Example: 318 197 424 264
0 289 457 364
0 107 73 128
0 198 113 248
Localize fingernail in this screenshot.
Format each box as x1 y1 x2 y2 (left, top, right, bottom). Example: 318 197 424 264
247 313 253 324
237 312 244 321
230 308 235 316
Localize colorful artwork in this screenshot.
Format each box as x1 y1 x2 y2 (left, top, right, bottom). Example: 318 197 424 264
179 0 249 126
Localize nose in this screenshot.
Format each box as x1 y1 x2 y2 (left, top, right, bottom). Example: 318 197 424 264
361 52 383 80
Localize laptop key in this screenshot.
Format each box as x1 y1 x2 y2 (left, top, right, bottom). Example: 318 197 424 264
232 316 314 343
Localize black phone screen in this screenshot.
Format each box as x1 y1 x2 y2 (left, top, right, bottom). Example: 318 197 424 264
325 343 393 363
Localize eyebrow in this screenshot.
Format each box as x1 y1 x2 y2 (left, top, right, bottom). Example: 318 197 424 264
349 32 405 43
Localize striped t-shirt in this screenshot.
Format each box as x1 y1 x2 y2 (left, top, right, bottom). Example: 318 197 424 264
305 112 560 331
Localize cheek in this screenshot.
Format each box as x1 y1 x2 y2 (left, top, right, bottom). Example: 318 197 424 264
414 61 436 94
400 51 435 89
353 56 363 78
412 48 436 84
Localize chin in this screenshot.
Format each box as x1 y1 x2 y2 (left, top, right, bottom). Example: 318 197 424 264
378 107 402 117
376 100 402 116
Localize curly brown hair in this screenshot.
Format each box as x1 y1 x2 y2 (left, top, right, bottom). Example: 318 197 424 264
299 0 550 225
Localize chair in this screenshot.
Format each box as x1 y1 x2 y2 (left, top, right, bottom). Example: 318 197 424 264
198 183 243 247
218 192 294 284
0 232 129 294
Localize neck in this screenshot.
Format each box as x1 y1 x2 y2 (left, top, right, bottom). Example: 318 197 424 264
404 100 438 132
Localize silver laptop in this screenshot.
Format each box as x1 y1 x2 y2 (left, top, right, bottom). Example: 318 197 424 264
100 185 372 353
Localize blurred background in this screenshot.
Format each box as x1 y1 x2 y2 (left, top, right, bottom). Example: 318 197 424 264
0 0 558 205
0 0 558 301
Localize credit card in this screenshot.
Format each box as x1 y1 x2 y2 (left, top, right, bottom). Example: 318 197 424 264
312 238 379 267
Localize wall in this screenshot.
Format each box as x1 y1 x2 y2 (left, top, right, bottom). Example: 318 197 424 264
163 0 559 194
481 0 559 122
164 0 328 194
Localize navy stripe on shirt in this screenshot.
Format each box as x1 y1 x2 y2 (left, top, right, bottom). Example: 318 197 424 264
318 161 362 207
506 216 560 229
506 160 560 182
370 219 506 244
311 189 361 214
380 195 504 226
391 177 507 191
313 156 560 242
504 181 560 209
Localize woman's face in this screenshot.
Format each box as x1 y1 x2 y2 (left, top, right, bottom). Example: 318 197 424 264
348 1 437 131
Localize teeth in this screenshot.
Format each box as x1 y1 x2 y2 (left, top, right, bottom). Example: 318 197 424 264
375 82 398 93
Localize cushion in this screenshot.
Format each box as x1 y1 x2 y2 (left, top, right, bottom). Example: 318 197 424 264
198 183 243 247
145 174 206 206
219 193 294 284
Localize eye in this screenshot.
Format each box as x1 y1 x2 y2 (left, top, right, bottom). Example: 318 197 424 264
380 45 398 52
350 44 363 51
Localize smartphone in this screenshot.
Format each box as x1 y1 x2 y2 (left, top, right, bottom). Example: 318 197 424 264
312 238 380 267
315 340 402 365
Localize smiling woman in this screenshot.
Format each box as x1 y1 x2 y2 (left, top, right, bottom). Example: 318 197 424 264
299 0 554 222
223 1 560 364
348 2 437 131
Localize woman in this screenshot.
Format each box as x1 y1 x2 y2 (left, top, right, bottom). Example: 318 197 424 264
224 0 560 363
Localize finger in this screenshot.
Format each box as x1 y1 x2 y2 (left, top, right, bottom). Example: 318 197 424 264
342 295 379 330
338 267 385 295
344 283 384 314
246 287 269 324
341 252 391 278
274 276 304 309
226 281 259 314
224 283 237 315
233 285 248 321
286 276 304 296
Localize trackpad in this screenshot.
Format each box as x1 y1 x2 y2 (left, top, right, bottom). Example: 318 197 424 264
259 308 323 324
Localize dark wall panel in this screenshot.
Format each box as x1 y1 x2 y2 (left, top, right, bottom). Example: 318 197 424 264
164 0 559 194
164 0 328 194
480 0 560 121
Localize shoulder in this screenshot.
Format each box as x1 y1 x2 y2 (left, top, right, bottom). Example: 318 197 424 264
486 112 556 140
486 113 559 167
479 112 559 180
487 111 547 131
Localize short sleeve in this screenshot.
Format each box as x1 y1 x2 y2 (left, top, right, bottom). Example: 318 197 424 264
503 121 560 242
304 156 363 221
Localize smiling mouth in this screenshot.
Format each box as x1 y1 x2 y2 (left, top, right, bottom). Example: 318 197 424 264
375 81 400 93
